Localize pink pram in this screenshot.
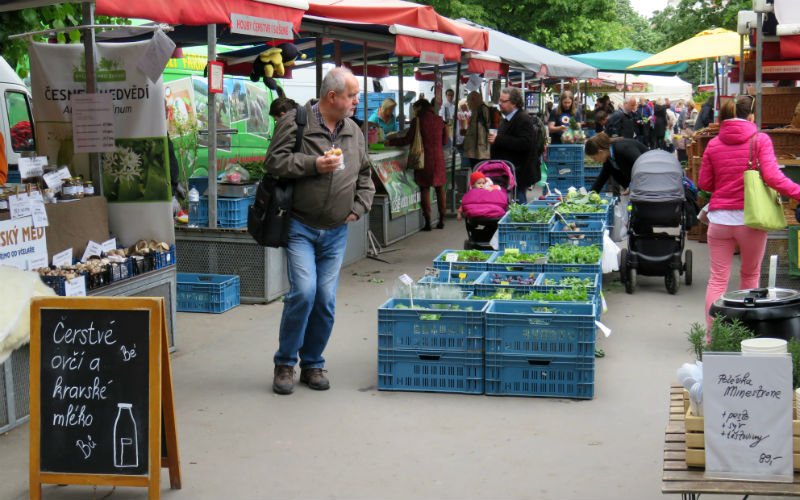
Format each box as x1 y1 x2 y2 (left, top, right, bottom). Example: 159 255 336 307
462 160 516 250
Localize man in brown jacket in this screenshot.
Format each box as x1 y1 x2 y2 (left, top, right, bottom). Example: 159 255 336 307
266 67 375 394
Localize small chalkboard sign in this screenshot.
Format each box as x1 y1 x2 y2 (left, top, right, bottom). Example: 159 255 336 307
30 297 180 500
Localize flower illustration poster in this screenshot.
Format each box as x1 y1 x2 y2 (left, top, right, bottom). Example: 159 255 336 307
28 41 171 202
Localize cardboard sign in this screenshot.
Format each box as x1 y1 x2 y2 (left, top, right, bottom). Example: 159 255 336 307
18 156 47 180
52 248 73 268
81 241 104 263
29 297 181 500
0 216 48 271
230 13 294 39
420 51 444 66
703 353 794 481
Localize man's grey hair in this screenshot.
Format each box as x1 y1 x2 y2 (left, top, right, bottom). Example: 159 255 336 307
501 87 523 109
320 67 354 98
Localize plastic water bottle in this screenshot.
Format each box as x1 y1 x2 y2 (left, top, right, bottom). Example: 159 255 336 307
187 186 200 227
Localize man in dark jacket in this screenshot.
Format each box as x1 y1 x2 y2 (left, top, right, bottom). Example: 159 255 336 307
694 96 715 131
605 97 637 139
489 86 539 203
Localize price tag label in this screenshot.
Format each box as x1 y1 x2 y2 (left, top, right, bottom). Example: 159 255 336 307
81 240 104 263
534 256 547 264
445 252 459 262
8 193 32 219
458 272 466 281
101 238 117 254
52 248 73 267
64 276 87 297
398 273 413 286
500 280 509 285
504 248 519 255
18 156 47 179
578 187 588 196
43 166 73 192
423 267 440 278
28 254 48 270
31 199 49 228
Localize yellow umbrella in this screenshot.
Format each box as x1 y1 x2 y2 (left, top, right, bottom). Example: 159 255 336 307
627 28 744 69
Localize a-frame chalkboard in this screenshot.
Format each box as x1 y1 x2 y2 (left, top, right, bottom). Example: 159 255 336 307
29 297 180 500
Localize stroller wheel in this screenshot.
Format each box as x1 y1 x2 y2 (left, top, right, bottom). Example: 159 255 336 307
684 250 693 285
665 268 680 295
619 249 628 284
625 268 636 294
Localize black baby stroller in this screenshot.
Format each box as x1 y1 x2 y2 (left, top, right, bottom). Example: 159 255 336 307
463 160 516 250
619 149 692 294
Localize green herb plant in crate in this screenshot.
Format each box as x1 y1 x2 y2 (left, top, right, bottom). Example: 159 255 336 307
547 243 602 264
508 204 554 223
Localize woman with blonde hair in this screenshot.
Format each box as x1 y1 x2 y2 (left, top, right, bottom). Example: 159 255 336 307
368 98 398 136
547 90 581 144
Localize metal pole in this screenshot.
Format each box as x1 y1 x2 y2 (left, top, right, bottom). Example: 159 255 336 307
398 56 405 131
334 40 342 67
450 61 461 214
756 11 763 131
363 43 368 153
207 24 217 229
82 2 102 193
739 35 745 94
316 36 323 97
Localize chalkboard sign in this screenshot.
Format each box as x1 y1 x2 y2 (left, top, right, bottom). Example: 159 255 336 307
30 297 180 500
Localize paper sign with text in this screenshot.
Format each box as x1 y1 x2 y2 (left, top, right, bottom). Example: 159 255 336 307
18 156 47 179
101 238 117 253
64 276 86 296
81 241 104 263
52 248 73 267
31 199 49 228
0 216 48 271
43 166 72 192
703 353 794 481
8 193 32 219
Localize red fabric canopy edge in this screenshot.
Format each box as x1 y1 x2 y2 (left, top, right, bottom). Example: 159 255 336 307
467 58 508 76
395 35 460 62
306 0 439 32
96 0 304 29
435 15 488 52
343 63 391 78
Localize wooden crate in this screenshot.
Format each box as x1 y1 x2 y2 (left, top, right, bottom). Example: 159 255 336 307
748 87 800 128
682 389 800 469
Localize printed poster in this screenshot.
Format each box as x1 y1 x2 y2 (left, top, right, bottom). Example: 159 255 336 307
371 150 421 218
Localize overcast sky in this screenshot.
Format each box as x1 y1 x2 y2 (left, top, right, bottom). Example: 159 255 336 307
630 0 670 17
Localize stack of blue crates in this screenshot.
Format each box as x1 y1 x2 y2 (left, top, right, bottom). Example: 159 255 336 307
377 298 489 394
545 145 584 191
496 211 555 252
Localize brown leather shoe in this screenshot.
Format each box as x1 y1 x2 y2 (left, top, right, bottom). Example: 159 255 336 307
273 365 295 395
300 368 330 390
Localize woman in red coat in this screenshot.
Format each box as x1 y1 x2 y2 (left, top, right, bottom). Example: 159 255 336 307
387 98 448 230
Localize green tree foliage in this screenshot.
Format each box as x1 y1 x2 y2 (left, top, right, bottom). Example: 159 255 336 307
0 3 129 78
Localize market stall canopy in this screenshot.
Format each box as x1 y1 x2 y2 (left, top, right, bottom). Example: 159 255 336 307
0 0 64 11
627 28 743 69
601 72 693 106
95 0 306 29
571 48 688 75
455 18 596 79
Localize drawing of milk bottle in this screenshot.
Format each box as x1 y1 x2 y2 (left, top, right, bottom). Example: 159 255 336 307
113 403 138 468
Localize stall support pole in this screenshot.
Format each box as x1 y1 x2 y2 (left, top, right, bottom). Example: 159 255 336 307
207 25 217 229
714 58 720 126
363 43 369 151
81 2 102 193
450 61 461 214
739 34 745 94
623 72 627 100
316 37 323 97
398 57 405 130
334 40 342 67
756 11 763 131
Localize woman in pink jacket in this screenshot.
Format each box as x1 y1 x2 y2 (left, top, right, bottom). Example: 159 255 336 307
698 95 800 328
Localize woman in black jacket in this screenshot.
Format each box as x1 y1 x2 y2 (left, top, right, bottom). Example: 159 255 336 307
585 132 648 194
652 98 668 151
693 96 714 131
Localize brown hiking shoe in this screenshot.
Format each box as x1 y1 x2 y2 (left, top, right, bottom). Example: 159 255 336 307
300 368 330 390
273 365 295 394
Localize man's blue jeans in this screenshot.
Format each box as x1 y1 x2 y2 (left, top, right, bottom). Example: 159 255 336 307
274 217 348 369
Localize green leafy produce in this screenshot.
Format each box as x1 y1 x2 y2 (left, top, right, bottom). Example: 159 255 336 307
558 276 595 288
547 244 602 264
686 316 755 361
508 203 554 223
518 288 589 302
438 250 490 262
495 252 545 263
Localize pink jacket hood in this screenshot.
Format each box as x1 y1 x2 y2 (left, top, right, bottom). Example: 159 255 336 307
716 119 756 146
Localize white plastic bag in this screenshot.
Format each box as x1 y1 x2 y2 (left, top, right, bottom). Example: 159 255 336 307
611 193 630 242
601 229 620 273
489 228 499 250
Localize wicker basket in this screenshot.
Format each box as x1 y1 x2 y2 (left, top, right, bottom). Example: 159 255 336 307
764 128 800 159
748 87 800 127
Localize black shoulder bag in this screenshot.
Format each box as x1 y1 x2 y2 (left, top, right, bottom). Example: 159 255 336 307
247 104 306 247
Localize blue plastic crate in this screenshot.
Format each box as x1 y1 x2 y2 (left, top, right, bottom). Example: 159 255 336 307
109 259 133 282
7 169 21 184
417 270 486 293
484 300 596 356
192 196 255 228
543 262 602 274
547 174 585 193
473 270 540 297
486 251 545 273
497 212 554 252
546 144 584 164
177 273 240 313
484 353 594 399
584 165 602 178
377 348 484 394
154 245 176 269
377 298 488 351
40 275 68 296
549 220 605 247
547 161 583 177
432 249 493 271
534 272 601 294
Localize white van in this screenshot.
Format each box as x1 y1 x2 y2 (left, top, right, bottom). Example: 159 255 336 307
0 56 36 177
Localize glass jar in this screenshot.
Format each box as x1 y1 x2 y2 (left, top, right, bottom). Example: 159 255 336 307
83 180 94 196
61 178 78 200
0 194 8 214
74 178 84 198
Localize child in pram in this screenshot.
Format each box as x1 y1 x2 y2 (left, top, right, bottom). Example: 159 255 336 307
457 171 508 220
459 160 515 250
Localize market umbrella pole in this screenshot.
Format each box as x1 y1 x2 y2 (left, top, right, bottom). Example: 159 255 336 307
756 11 763 130
450 60 461 214
398 56 404 131
739 34 744 94
207 25 217 229
82 2 102 194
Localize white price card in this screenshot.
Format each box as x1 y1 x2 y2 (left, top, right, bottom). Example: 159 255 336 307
31 198 49 228
81 240 104 263
71 93 115 153
43 166 72 192
64 276 87 297
7 193 32 219
18 156 47 179
445 252 459 262
52 248 73 267
101 238 117 253
398 273 413 286
137 28 175 83
423 267 440 278
28 254 48 271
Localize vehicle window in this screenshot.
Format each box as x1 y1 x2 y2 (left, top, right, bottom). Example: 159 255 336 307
5 91 35 153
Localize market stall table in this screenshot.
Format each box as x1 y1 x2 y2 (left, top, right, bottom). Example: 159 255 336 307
663 383 800 499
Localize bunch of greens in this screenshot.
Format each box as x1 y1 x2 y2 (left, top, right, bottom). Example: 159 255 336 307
438 250 490 262
544 276 595 288
470 286 589 302
495 252 545 264
508 204 554 223
393 303 473 311
547 244 602 264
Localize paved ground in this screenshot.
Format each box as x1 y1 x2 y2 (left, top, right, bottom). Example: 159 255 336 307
0 220 770 500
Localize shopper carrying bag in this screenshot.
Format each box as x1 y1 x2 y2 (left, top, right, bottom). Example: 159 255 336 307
743 136 786 231
407 116 425 170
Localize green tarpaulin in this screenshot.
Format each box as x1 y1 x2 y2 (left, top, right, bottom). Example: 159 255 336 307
570 48 688 75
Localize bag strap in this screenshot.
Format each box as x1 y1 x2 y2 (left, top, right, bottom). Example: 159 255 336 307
293 103 307 153
748 134 760 171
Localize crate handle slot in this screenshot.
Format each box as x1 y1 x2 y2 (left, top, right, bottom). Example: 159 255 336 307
417 313 442 321
527 359 551 366
418 354 441 361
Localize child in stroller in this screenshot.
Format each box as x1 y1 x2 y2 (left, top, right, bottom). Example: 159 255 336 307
460 160 515 250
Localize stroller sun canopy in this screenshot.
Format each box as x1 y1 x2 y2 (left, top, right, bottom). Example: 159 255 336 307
629 150 685 203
